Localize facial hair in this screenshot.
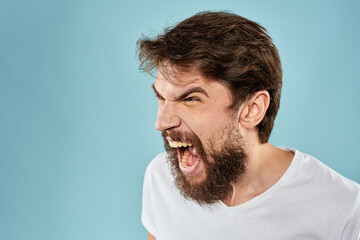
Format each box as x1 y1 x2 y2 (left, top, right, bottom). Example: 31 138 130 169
162 123 247 205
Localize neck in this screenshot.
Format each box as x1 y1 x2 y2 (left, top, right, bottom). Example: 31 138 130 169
222 142 294 207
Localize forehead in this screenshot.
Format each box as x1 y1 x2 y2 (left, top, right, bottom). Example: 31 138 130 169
155 67 203 85
154 68 232 101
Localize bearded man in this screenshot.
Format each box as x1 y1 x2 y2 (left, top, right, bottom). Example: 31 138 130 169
137 11 360 240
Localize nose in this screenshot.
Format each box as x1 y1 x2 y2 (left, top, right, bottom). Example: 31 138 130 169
155 102 181 131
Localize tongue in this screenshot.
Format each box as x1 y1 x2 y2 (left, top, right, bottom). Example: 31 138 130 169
186 146 200 166
188 146 199 157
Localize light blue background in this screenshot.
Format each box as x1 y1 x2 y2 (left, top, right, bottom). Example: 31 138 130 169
1 0 359 239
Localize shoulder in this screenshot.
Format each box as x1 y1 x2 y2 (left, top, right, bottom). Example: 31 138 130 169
296 150 360 192
293 149 360 212
145 152 169 177
144 152 174 189
142 152 172 237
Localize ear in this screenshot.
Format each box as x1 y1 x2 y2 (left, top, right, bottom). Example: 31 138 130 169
238 90 270 129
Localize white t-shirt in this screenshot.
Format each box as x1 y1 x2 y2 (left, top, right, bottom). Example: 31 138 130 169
142 149 360 240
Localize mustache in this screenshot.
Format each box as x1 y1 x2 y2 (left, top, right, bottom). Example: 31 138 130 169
162 130 197 143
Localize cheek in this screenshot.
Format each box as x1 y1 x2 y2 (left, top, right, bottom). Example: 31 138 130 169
180 104 232 138
192 111 230 139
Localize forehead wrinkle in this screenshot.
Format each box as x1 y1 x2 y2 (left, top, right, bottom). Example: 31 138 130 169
157 74 201 86
157 65 205 85
154 73 207 98
155 69 233 104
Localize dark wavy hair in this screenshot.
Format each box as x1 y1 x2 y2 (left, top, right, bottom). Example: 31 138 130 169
137 11 282 143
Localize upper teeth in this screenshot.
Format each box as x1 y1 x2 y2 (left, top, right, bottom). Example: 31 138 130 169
168 141 192 148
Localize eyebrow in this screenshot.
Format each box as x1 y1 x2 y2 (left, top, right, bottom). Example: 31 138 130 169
152 84 163 99
152 84 209 101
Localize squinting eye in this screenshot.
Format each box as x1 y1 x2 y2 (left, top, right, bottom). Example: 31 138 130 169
156 95 165 101
184 97 200 102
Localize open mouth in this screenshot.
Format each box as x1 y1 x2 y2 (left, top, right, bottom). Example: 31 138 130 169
168 139 202 175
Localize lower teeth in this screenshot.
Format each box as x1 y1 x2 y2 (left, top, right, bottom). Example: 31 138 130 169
181 149 190 166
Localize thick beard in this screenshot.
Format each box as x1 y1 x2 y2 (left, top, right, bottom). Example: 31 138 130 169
163 124 247 205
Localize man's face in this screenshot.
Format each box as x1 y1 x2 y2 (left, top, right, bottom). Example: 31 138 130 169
153 68 247 205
